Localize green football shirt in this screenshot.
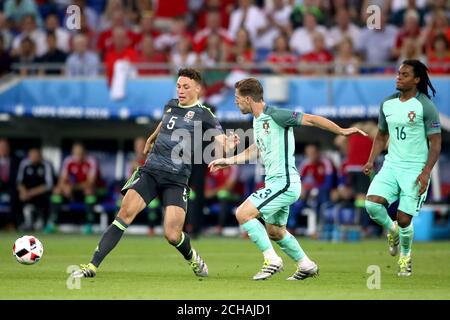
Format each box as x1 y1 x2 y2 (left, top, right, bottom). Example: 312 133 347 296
253 105 303 183
378 92 441 171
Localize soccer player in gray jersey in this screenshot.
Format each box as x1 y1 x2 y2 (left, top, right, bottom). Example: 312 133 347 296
72 68 239 278
363 60 442 276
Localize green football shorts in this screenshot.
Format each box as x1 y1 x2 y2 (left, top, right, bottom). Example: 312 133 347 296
367 165 429 216
248 178 301 226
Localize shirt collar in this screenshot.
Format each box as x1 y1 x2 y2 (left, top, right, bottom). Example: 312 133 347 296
178 100 200 108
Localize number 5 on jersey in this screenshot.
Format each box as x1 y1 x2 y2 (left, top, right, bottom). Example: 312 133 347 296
167 116 178 130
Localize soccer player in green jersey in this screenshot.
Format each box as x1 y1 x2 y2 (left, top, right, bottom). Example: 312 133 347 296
363 60 442 277
209 78 366 280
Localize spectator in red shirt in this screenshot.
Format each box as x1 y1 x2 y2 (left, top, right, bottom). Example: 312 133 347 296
153 0 188 31
266 34 298 74
98 0 124 31
136 35 168 75
420 9 450 54
300 143 337 197
193 9 233 53
154 0 188 19
134 11 161 46
397 36 427 67
335 121 377 236
393 9 422 60
97 10 138 58
299 32 333 75
104 27 139 87
198 33 228 67
288 142 337 232
154 15 193 54
170 37 198 71
226 27 254 64
197 0 235 30
48 142 99 234
428 34 450 74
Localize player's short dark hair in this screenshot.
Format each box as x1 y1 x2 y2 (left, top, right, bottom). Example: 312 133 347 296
234 78 264 102
178 68 202 84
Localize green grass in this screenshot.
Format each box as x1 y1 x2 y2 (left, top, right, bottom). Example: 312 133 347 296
1 232 450 299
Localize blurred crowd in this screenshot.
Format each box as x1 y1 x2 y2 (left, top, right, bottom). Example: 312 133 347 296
1 0 450 80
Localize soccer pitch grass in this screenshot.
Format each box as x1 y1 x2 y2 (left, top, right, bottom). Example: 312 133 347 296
1 232 449 300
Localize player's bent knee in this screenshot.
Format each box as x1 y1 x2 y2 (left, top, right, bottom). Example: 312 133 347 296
164 231 181 245
267 230 284 241
117 206 137 225
235 207 251 224
397 212 412 228
365 200 383 219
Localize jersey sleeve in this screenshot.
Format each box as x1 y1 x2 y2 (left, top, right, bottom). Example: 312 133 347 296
265 105 303 127
378 103 388 132
421 97 441 135
202 106 223 133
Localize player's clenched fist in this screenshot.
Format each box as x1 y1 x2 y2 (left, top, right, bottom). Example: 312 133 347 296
363 161 374 176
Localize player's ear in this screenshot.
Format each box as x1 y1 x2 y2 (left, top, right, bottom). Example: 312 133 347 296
195 82 201 94
414 76 420 85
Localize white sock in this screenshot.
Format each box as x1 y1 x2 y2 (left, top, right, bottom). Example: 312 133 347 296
263 248 280 262
400 252 411 258
298 255 314 268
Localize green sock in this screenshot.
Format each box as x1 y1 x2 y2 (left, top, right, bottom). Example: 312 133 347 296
275 232 305 262
365 200 393 231
399 224 414 256
91 217 128 267
241 219 273 252
172 232 193 260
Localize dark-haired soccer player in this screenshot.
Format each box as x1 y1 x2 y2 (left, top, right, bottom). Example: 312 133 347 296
209 78 366 280
363 60 442 277
72 68 239 278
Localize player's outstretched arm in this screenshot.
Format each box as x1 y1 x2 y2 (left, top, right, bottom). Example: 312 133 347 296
208 143 258 172
363 129 389 176
301 113 367 136
143 122 162 156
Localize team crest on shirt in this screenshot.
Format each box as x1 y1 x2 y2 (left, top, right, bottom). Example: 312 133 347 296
263 120 270 134
408 111 416 123
184 111 195 122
